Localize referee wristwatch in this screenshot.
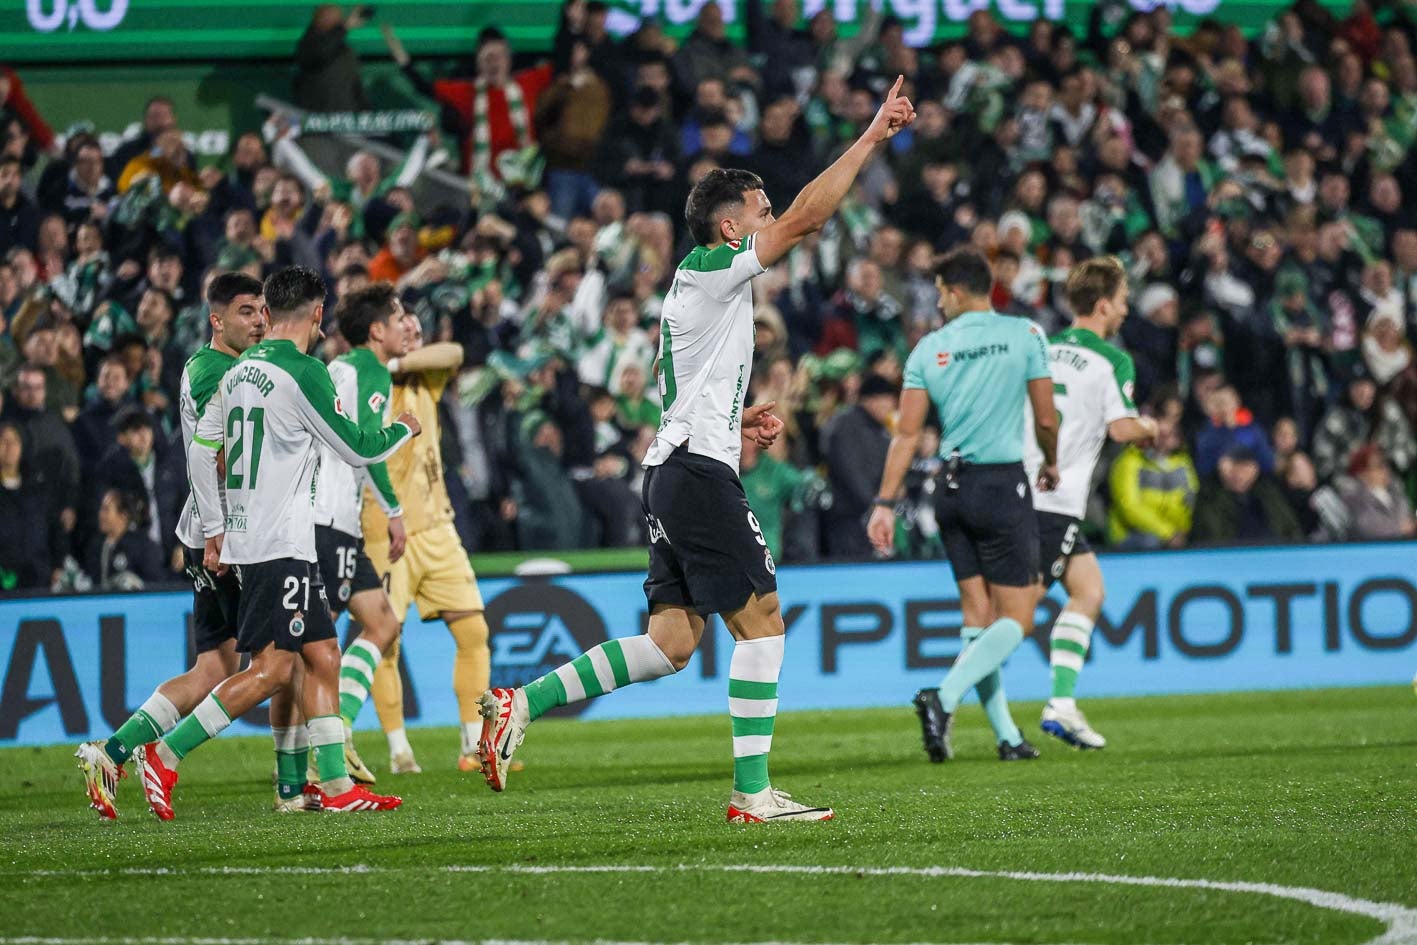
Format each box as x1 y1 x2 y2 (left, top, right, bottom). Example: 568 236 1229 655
872 497 895 509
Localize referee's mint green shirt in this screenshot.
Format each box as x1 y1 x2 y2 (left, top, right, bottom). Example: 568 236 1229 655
903 310 1052 464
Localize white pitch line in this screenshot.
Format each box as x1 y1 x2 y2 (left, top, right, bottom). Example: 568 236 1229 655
9 864 1416 945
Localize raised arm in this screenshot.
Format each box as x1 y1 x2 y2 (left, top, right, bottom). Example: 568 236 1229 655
390 342 463 375
752 76 916 269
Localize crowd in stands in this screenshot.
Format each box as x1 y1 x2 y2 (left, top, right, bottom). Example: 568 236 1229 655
3 0 1417 592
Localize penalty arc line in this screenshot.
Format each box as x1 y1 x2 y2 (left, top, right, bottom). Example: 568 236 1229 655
9 863 1417 945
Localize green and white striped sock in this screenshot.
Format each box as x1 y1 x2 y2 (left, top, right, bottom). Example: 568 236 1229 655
161 692 233 762
523 636 675 721
308 714 351 794
273 725 310 800
729 635 783 796
1050 611 1094 702
339 638 382 726
105 691 180 766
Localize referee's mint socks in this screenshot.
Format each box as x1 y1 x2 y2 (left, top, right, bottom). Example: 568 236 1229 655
938 618 1025 715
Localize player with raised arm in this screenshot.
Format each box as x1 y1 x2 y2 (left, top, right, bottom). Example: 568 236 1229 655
868 247 1058 763
477 77 915 823
75 272 267 820
360 312 495 775
133 266 419 819
310 283 411 785
1024 256 1157 750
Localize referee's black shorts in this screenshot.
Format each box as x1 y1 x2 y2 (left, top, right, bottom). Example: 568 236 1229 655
935 461 1039 588
642 445 778 616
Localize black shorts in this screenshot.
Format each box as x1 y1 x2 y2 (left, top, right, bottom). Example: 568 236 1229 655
233 558 337 653
182 545 241 654
1038 510 1091 590
935 461 1039 588
315 525 382 614
642 446 777 616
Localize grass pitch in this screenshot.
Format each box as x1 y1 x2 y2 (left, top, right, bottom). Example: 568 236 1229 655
3 686 1415 945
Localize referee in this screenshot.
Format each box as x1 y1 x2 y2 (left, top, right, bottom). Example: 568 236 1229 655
868 246 1059 762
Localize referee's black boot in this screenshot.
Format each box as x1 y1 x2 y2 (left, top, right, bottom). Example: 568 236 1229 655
998 739 1041 761
912 688 953 762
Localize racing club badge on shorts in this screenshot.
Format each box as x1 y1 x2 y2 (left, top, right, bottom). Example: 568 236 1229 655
290 610 306 638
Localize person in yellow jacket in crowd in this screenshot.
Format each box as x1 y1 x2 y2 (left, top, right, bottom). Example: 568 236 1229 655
359 311 500 774
1108 398 1199 549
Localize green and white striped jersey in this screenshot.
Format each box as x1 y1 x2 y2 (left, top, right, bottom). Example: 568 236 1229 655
644 235 765 473
1024 326 1138 519
313 347 401 538
176 344 237 550
188 338 413 565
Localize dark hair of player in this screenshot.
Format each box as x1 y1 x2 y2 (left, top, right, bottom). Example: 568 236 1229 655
933 246 994 296
1065 254 1126 318
263 266 327 321
684 168 765 246
207 272 264 309
335 283 400 346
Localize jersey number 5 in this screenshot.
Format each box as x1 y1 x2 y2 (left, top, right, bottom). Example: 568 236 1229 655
225 407 267 489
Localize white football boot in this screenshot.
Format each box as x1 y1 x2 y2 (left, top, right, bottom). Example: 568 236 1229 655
477 688 529 792
727 787 834 823
1041 701 1107 749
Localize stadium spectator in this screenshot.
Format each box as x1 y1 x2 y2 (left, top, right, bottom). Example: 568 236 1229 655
293 4 369 113
72 354 135 470
822 373 896 557
1330 443 1417 540
106 97 180 182
90 405 182 565
0 67 56 157
1310 362 1415 481
513 410 587 549
41 136 114 227
391 25 553 178
740 434 807 561
0 156 39 255
1108 401 1199 550
85 487 164 591
117 127 200 196
1 364 78 535
535 38 612 221
593 85 681 218
1195 385 1277 476
0 419 64 590
1192 446 1303 545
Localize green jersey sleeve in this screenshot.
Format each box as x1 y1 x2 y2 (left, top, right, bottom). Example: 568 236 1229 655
355 358 401 517
294 359 413 467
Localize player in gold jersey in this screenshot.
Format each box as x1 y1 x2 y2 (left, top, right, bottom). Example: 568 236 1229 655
360 312 491 773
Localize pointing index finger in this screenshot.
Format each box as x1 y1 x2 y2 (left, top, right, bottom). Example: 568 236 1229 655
888 74 904 100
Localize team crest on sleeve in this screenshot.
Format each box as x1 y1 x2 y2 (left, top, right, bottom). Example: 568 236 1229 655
334 396 352 420
368 391 386 413
1123 380 1135 402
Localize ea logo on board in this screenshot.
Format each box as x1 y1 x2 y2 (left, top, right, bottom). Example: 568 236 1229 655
27 0 128 33
485 583 608 717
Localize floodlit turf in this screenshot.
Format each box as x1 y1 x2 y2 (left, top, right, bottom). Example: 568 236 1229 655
3 686 1415 945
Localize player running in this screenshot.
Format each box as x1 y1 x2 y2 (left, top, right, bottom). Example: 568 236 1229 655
75 272 267 820
1024 256 1157 750
359 312 495 775
134 266 417 819
478 77 916 823
311 283 411 784
868 247 1058 762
